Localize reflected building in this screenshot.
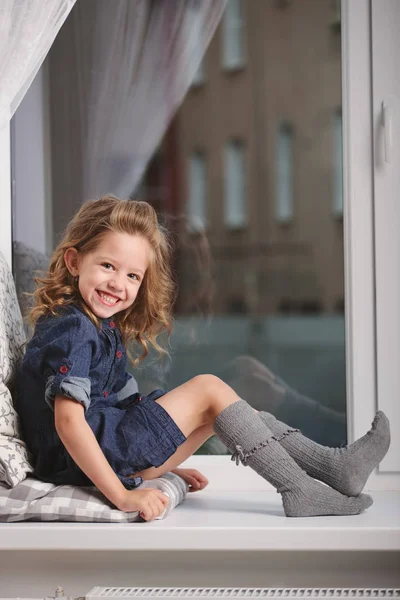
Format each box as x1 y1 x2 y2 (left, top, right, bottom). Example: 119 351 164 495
142 0 344 317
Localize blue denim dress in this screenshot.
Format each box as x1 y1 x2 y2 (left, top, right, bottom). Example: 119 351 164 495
16 305 186 489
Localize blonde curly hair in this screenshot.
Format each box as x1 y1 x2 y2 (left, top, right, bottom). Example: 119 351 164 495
30 195 176 364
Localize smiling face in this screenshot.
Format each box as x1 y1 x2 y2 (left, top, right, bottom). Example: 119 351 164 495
64 230 151 319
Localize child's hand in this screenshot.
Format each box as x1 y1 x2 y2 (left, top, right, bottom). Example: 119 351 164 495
172 468 209 492
117 488 169 521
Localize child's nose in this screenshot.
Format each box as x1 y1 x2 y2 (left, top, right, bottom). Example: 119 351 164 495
109 275 124 291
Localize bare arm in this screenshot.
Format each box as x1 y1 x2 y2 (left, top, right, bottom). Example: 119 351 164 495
54 395 128 507
54 396 168 519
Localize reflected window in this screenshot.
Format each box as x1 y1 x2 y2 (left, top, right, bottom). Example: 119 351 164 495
276 122 294 224
192 60 206 87
222 0 245 70
224 140 247 229
188 151 207 232
188 3 206 87
333 108 343 218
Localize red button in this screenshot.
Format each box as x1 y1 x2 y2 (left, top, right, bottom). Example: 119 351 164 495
103 391 109 397
59 365 68 374
109 321 115 328
116 350 122 358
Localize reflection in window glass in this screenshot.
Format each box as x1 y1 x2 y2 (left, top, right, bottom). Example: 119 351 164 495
156 0 346 452
333 109 343 218
12 0 347 455
188 3 206 87
222 0 245 70
188 152 207 232
224 140 247 229
276 123 294 224
192 60 206 87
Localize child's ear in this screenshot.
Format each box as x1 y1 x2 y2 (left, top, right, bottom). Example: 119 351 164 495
64 247 80 276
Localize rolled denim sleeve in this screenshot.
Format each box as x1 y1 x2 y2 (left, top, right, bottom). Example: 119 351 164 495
41 312 98 412
115 371 139 401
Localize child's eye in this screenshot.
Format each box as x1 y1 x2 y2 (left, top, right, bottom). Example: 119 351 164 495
102 262 114 270
128 273 140 281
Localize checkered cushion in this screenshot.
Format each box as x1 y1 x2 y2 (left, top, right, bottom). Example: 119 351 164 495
0 472 187 522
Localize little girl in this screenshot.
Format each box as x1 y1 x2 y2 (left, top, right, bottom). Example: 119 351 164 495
17 196 390 521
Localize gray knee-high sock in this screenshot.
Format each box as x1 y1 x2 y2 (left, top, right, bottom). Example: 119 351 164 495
258 410 390 497
213 400 373 517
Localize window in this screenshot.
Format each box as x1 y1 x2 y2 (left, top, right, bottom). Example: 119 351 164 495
188 3 206 87
224 140 247 229
188 152 207 232
332 108 343 218
275 122 294 223
222 0 245 70
5 0 397 490
192 60 206 87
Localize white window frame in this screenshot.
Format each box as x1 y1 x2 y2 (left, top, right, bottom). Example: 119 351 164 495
188 151 207 232
275 122 294 224
1 0 398 491
370 0 400 474
340 0 391 492
221 0 246 71
224 139 247 229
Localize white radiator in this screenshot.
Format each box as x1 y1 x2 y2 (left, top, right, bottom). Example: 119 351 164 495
86 589 400 600
2 589 400 600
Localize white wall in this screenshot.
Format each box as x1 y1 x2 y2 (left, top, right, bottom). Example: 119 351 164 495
12 60 52 255
0 125 11 266
0 550 399 597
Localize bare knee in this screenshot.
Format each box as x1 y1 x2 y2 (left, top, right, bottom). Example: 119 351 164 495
189 374 227 398
189 374 239 419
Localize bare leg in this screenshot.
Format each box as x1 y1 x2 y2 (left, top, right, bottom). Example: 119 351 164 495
155 374 241 436
132 374 240 481
132 422 214 480
132 376 374 517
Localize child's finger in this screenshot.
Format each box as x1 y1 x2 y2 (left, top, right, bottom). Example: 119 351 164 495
197 475 209 487
192 470 208 484
187 478 202 491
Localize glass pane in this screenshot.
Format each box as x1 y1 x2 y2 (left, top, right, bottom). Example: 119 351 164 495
12 0 346 459
136 0 346 453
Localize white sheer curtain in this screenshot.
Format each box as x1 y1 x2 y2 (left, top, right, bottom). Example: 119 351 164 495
70 0 227 199
0 0 77 130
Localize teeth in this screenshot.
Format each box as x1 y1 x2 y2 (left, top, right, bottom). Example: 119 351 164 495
98 292 119 304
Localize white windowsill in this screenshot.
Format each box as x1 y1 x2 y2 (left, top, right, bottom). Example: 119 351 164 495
0 489 399 552
1 457 399 552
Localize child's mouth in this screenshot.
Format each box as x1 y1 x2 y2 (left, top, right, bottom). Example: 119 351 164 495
96 290 120 306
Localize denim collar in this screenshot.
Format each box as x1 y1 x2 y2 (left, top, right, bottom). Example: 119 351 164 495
68 303 118 331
